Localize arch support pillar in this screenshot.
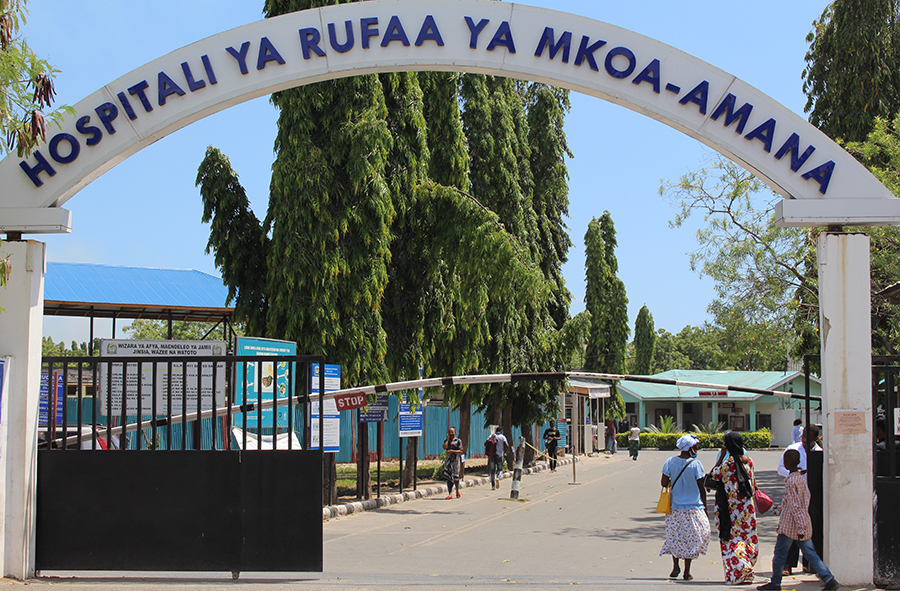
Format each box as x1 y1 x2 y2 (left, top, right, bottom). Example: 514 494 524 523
817 232 873 586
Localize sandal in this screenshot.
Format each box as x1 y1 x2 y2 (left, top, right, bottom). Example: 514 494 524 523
782 567 792 576
456 491 460 498
445 495 453 499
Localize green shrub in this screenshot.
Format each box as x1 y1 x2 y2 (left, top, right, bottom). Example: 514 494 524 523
616 429 773 450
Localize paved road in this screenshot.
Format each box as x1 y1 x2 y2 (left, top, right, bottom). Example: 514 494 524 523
28 450 878 590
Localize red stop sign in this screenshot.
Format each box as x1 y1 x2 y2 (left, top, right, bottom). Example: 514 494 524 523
334 392 368 412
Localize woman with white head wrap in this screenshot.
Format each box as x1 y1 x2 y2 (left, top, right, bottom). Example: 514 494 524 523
660 433 710 581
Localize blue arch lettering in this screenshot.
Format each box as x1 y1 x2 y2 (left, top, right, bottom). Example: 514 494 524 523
75 116 102 146
464 17 490 49
802 161 835 195
226 42 251 74
632 58 660 93
487 21 515 53
18 151 55 187
745 118 777 153
328 21 355 53
415 15 443 46
116 92 138 120
381 15 410 47
679 81 709 115
711 93 753 134
535 28 572 63
94 103 119 134
605 47 636 79
158 71 186 105
775 133 816 172
48 134 80 165
361 17 379 49
181 61 206 92
257 37 286 70
128 81 153 113
575 36 606 71
299 28 326 58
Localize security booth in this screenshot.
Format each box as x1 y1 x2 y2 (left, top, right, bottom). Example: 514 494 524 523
563 379 610 454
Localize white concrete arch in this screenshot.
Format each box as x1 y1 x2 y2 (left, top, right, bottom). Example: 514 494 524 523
0 0 897 234
0 1 886 585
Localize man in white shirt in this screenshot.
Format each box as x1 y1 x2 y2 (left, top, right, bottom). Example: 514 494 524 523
791 419 803 444
778 424 822 477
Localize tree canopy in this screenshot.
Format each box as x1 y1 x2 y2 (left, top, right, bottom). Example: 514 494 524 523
1 0 71 156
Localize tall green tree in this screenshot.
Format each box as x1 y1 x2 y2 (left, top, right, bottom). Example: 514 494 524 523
803 0 900 142
632 305 655 375
1 0 72 156
583 213 629 420
197 147 270 335
526 84 573 330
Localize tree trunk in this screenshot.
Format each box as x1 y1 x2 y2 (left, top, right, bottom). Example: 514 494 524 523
523 424 535 466
323 453 337 507
458 391 471 454
491 390 502 426
356 419 371 500
502 406 514 470
402 436 418 488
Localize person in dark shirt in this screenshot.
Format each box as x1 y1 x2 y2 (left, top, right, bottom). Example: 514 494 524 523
543 420 561 472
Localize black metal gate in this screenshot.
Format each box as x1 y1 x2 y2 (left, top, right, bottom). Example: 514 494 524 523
36 354 325 574
873 358 900 588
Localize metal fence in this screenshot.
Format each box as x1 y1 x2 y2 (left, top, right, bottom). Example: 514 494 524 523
40 354 326 452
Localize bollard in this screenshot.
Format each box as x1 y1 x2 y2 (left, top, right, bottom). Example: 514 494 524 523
509 436 525 500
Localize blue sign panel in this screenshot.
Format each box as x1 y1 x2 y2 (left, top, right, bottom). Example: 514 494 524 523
39 372 64 427
359 394 389 423
398 393 423 438
234 337 297 429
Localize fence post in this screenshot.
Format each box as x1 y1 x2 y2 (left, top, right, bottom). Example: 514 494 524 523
509 437 525 500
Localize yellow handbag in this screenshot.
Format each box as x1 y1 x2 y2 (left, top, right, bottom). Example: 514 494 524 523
656 458 695 514
656 487 672 514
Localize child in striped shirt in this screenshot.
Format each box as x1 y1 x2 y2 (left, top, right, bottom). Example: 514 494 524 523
757 449 840 591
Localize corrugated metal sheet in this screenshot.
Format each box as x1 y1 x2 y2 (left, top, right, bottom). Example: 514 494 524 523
45 262 228 309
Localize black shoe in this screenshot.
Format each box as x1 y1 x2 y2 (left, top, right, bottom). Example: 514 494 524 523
683 574 693 581
823 578 841 591
669 566 680 578
756 583 780 591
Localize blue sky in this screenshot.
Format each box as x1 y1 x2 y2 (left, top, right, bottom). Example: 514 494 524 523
24 0 829 346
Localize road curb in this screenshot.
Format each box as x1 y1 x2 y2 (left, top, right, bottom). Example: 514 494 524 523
322 457 575 521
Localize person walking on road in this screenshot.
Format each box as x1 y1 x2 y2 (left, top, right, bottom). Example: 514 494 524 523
710 431 758 585
605 420 618 454
756 449 840 591
776 424 822 576
628 422 641 460
660 434 710 581
543 420 561 472
442 427 464 499
489 426 512 490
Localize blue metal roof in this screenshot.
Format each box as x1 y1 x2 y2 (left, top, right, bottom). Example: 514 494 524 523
44 262 231 318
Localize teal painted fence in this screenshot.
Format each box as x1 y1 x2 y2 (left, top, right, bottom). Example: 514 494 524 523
56 396 557 460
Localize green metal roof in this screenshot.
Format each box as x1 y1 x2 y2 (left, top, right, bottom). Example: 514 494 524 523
617 369 818 401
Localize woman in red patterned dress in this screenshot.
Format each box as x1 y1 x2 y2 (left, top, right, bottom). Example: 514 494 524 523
710 431 758 585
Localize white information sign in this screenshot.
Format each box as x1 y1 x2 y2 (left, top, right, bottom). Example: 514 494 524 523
98 339 226 416
309 363 341 452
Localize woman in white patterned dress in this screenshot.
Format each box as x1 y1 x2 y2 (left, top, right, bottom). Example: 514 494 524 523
660 434 711 581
